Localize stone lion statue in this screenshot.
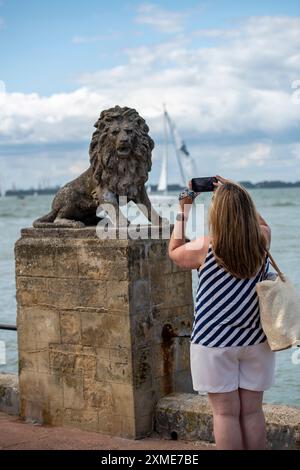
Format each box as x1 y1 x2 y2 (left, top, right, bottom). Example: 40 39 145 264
33 105 165 228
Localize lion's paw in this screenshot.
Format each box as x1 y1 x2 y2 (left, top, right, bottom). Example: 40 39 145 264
54 218 85 228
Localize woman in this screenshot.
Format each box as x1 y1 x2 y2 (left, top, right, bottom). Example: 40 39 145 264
168 175 275 450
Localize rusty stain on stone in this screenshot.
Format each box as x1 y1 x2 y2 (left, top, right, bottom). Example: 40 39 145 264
161 324 176 395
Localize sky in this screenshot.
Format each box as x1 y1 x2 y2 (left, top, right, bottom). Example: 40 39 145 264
0 0 300 190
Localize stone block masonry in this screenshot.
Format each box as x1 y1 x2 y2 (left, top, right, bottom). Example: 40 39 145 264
15 227 194 439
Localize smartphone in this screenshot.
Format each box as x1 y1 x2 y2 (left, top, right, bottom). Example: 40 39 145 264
191 177 218 192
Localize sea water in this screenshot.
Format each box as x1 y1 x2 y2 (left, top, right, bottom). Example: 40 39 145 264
0 188 299 407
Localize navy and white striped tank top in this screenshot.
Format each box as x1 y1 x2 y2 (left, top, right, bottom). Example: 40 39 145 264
191 243 270 347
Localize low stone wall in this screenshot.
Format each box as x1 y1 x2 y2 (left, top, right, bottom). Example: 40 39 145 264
155 393 300 449
0 373 19 416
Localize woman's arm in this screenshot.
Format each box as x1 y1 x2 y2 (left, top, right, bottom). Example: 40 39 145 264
168 184 207 269
257 211 271 249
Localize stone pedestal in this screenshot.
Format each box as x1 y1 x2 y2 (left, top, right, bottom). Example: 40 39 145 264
15 227 194 439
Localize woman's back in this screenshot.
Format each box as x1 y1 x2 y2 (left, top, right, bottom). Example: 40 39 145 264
191 242 270 347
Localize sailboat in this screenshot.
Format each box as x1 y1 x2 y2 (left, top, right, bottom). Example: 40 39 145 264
155 105 198 193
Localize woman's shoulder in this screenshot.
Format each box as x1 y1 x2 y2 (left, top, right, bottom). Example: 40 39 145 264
195 235 212 271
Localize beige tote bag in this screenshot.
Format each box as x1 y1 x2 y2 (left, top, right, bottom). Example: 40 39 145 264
256 251 300 351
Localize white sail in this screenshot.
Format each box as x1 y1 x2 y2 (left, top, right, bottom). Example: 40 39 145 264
179 142 198 181
158 151 168 191
165 111 198 183
157 106 198 191
157 107 169 191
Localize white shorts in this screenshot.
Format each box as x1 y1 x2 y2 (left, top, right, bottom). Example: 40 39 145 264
190 340 276 393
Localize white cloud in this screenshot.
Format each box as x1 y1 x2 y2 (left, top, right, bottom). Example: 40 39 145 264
2 138 300 192
248 143 272 164
192 28 239 39
0 80 5 93
69 160 89 175
291 79 300 104
72 32 120 44
0 87 106 143
74 16 300 138
134 2 188 34
1 16 300 185
0 147 90 191
191 140 300 183
222 142 272 169
1 16 300 144
290 143 300 160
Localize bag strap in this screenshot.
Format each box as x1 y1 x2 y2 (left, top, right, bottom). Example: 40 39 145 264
263 249 286 282
261 251 267 279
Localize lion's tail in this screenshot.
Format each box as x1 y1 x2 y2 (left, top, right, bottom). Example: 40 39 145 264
32 209 57 228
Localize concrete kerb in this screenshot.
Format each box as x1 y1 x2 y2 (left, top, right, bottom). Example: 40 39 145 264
0 373 19 416
155 392 300 450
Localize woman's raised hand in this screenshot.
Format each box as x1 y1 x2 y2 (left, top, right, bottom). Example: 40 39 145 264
213 175 228 190
178 181 200 211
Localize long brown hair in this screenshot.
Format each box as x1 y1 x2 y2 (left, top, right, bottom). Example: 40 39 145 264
208 180 267 279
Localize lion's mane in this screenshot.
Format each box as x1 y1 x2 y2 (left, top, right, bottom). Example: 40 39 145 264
89 106 154 199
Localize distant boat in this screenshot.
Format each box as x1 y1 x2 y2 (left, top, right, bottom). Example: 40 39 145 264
157 105 198 193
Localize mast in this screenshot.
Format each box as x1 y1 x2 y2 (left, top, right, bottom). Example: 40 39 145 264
157 104 168 192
